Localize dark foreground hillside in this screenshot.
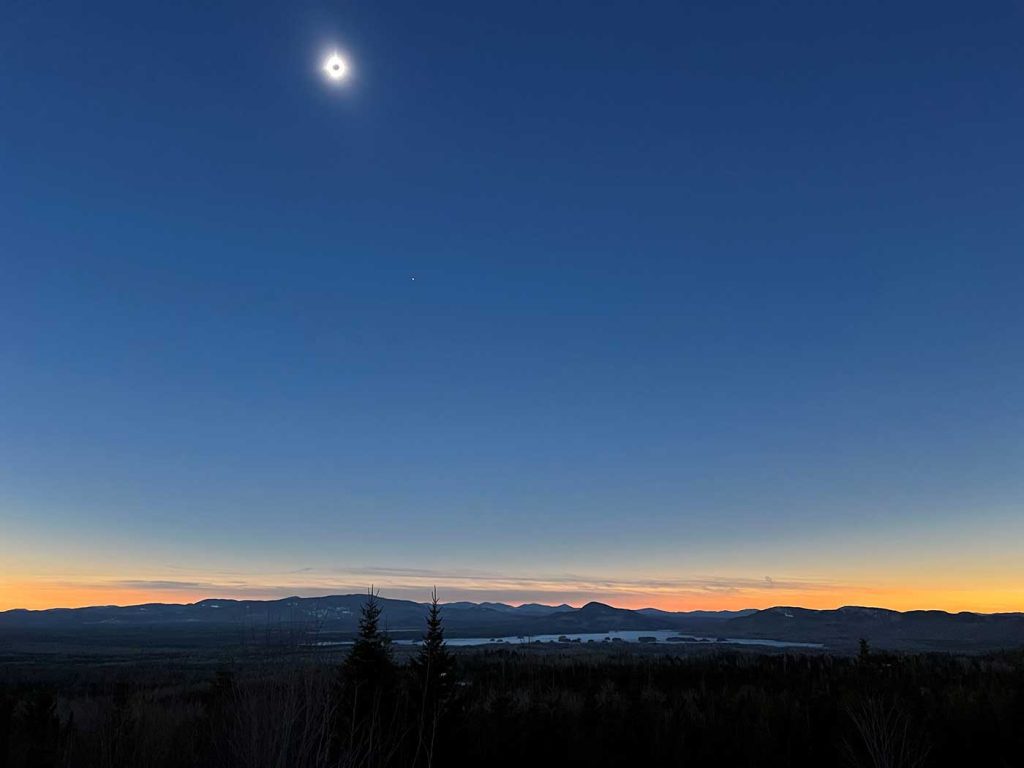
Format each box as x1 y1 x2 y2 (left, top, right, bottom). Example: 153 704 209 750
1 646 1022 768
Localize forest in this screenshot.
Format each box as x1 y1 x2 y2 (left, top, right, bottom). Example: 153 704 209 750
2 594 1022 768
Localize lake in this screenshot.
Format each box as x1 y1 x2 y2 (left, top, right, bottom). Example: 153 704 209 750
390 629 823 648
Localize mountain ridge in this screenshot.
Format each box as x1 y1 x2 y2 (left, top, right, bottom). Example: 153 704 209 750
2 596 1021 651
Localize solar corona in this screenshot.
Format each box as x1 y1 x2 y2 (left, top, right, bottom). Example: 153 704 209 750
322 52 350 83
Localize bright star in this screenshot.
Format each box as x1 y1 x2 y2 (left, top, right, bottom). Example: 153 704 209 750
322 52 350 83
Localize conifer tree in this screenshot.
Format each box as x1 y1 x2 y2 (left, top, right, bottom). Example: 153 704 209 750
412 588 453 767
337 588 397 766
412 588 452 697
343 588 394 688
858 637 871 663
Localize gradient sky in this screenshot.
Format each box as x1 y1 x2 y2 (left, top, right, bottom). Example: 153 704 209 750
2 1 1023 613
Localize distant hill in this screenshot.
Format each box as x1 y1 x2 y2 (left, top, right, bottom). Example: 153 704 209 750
1 597 1021 652
443 601 574 616
515 602 667 633
637 607 758 620
0 596 666 639
726 605 1024 651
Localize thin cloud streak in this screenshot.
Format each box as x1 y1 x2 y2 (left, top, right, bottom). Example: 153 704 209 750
51 566 867 609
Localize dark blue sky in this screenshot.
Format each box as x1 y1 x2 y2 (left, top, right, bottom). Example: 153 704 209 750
2 0 1022 610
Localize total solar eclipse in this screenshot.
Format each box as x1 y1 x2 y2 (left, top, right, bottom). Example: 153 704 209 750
323 52 350 83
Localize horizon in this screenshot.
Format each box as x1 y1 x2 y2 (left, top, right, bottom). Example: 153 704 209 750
3 585 1021 616
3 0 1023 616
6 589 1021 617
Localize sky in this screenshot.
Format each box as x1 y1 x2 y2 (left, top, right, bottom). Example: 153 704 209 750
1 0 1023 613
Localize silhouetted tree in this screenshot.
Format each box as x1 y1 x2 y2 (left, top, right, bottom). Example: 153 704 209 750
844 697 930 768
11 691 59 768
338 588 399 766
343 588 394 688
859 638 871 662
411 589 454 766
413 588 453 694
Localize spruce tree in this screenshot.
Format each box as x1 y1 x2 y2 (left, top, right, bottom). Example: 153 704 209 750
412 588 453 698
343 588 394 690
337 589 397 765
412 588 453 767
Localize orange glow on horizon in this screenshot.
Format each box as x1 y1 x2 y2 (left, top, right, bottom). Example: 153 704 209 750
602 588 1024 615
0 583 211 612
2 578 1021 615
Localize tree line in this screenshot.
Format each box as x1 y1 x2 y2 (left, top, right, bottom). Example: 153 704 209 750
2 590 1023 767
